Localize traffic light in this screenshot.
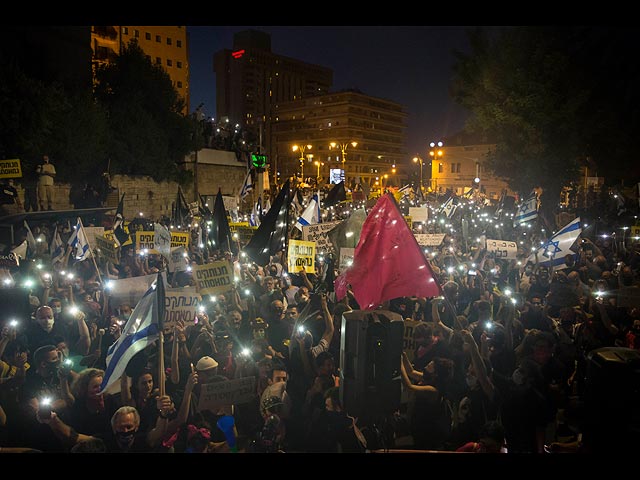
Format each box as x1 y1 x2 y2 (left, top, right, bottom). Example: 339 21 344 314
251 153 268 170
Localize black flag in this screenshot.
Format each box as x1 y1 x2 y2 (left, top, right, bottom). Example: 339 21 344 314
172 186 190 227
209 188 236 254
323 180 346 208
243 179 292 266
113 193 130 247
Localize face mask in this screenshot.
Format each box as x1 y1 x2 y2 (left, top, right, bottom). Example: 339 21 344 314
53 307 62 315
38 317 55 333
116 431 135 446
121 313 131 321
512 368 525 386
465 374 478 389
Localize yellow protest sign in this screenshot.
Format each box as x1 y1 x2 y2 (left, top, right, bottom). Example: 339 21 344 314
288 239 316 274
193 260 234 296
0 159 22 178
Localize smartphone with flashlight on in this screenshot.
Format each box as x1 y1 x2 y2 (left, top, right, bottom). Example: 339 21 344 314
39 397 52 419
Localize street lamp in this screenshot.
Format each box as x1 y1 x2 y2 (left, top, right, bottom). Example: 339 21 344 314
329 141 357 184
429 141 444 192
413 155 424 191
314 160 324 183
292 144 312 180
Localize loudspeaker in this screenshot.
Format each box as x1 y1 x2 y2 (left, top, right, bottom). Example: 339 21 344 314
339 310 404 424
583 347 640 452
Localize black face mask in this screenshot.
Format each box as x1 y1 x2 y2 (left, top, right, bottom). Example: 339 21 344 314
45 361 60 376
116 431 135 446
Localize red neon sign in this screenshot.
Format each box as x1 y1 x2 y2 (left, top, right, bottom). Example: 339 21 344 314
231 49 245 59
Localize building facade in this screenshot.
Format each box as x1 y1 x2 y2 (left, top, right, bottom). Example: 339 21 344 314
90 26 189 112
213 30 333 158
428 132 513 201
272 90 408 189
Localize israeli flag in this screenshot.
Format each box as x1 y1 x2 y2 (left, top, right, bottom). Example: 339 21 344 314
528 217 581 270
240 170 253 199
67 217 92 262
514 192 538 227
100 278 161 393
294 193 321 231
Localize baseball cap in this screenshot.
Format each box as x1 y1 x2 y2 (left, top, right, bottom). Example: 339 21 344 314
196 356 218 371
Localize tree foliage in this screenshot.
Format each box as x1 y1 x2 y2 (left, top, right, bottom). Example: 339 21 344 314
451 27 640 202
94 40 198 182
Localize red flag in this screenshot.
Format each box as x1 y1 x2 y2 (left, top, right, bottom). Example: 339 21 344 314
335 194 441 309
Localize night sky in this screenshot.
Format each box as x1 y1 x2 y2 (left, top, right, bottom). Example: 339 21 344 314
187 26 475 156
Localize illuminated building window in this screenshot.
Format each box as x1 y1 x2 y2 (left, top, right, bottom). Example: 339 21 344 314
122 27 128 35
438 163 444 173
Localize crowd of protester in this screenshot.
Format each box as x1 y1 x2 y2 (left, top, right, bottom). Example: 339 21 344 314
0 195 639 454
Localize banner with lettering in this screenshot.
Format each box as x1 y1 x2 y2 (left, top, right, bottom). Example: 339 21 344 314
409 207 428 223
413 233 446 247
288 239 316 274
163 287 201 332
0 159 22 178
107 273 159 309
135 231 190 254
95 235 118 264
154 223 172 260
403 319 426 362
193 260 234 296
168 246 188 273
485 238 518 260
197 377 256 411
302 221 340 252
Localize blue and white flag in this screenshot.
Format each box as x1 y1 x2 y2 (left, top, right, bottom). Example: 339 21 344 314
528 217 581 270
295 193 321 231
49 226 65 265
514 192 538 227
100 276 162 393
438 195 458 219
240 169 253 200
23 220 37 257
67 217 92 261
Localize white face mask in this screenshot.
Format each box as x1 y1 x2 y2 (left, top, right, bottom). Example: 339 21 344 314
38 317 55 333
512 368 525 386
53 307 62 315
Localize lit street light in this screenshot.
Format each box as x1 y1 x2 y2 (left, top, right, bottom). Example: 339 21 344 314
314 160 324 183
329 141 357 184
292 144 312 180
413 155 424 191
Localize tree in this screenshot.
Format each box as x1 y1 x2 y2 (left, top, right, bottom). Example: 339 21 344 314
451 27 640 208
94 40 197 183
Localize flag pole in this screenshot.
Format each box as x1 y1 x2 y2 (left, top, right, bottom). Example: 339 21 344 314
78 218 104 286
156 273 166 397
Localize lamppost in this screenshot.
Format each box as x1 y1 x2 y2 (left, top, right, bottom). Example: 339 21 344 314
314 160 324 183
329 141 357 184
413 155 424 191
292 144 312 180
429 141 444 192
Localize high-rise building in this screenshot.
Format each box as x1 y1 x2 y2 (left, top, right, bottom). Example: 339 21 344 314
90 26 189 113
214 30 333 156
272 90 408 189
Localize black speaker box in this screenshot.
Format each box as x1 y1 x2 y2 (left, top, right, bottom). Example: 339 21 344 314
583 347 640 452
339 310 404 424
